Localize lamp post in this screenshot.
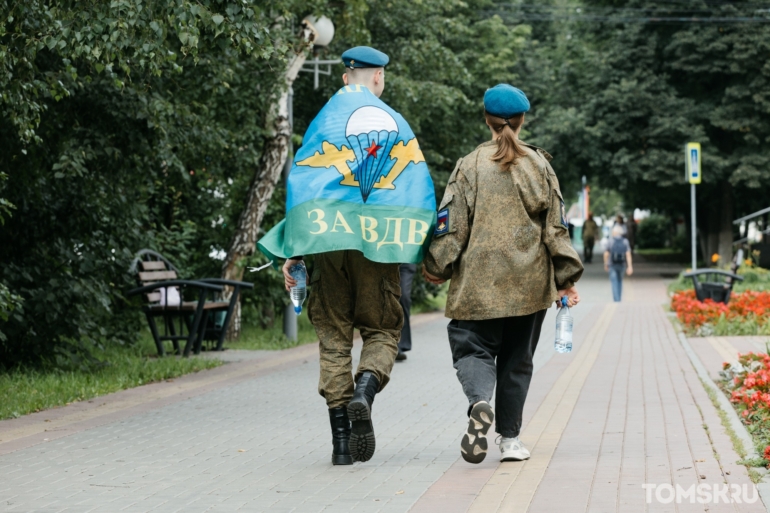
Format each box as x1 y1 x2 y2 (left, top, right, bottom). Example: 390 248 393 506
283 15 341 341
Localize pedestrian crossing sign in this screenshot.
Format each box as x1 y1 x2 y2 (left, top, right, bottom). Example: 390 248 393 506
685 142 701 185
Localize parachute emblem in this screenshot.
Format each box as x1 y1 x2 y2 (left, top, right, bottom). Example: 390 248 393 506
345 106 399 202
295 106 426 202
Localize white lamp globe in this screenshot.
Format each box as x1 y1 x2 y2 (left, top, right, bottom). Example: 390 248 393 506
304 15 335 47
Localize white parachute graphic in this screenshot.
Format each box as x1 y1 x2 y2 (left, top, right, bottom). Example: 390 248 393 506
345 106 399 202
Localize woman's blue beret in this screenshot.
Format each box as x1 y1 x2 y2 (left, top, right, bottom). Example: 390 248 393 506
483 84 530 118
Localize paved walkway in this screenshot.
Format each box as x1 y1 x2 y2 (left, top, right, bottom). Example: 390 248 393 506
1 262 766 512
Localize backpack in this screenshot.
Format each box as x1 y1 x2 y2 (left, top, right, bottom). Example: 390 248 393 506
610 238 627 265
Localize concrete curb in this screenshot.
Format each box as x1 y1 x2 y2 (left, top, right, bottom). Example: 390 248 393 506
677 330 770 511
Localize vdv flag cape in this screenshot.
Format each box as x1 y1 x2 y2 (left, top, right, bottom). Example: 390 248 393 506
258 85 436 264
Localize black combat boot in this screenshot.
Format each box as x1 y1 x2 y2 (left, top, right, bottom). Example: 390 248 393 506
329 407 353 465
347 371 379 462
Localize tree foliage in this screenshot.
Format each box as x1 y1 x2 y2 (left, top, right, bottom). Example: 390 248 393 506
0 0 335 366
517 0 770 220
3 0 770 367
497 0 770 264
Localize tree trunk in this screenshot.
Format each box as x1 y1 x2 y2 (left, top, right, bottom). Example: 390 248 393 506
718 182 734 266
221 25 315 340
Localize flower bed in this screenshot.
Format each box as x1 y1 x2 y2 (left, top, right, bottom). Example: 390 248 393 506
671 290 770 336
724 352 770 465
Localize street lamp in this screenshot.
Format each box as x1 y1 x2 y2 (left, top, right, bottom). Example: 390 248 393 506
300 16 342 89
283 15 341 341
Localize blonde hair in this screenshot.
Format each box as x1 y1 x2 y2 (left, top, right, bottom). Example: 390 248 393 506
343 67 383 83
484 112 526 169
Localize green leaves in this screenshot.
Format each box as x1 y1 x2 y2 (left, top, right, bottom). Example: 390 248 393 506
1 0 309 144
502 0 770 222
0 0 338 366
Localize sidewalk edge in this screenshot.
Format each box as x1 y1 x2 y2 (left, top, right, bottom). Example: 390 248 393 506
678 329 770 511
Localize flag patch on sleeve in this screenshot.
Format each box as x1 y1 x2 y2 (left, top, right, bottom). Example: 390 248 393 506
560 201 568 228
435 208 449 235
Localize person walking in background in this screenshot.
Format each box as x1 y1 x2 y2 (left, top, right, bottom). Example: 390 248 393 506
613 214 627 236
582 212 599 263
396 263 417 361
423 84 583 464
604 225 633 302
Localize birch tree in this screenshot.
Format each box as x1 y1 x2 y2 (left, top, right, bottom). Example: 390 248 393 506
221 20 316 339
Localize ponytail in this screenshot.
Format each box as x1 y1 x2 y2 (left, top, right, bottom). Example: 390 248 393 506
484 112 526 169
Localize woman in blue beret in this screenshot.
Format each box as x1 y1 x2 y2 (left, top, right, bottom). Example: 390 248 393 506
423 84 584 464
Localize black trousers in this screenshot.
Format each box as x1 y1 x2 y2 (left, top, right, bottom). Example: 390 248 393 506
447 309 547 438
398 263 417 352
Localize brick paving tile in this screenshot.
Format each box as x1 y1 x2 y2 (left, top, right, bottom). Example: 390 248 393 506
520 272 765 513
1 264 767 512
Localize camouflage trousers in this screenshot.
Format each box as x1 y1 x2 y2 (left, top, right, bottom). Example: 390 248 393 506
308 250 403 409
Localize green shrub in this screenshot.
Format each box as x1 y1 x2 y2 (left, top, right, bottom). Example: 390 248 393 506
637 214 671 249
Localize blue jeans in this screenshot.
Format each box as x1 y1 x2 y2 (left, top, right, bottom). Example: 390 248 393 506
609 267 624 302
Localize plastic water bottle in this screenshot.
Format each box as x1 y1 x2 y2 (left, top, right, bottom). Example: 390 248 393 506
289 261 307 315
554 296 573 353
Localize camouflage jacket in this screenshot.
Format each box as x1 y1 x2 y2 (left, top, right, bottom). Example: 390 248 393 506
424 141 584 320
582 219 599 240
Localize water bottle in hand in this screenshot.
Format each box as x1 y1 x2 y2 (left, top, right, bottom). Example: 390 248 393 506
554 296 573 353
289 261 307 315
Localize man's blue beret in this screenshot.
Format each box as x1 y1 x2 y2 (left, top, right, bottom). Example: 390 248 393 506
483 84 530 118
341 46 389 69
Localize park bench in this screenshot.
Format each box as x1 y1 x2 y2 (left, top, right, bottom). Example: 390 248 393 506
683 249 744 305
127 249 253 356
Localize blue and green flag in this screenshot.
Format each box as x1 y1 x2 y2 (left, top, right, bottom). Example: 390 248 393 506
258 85 436 264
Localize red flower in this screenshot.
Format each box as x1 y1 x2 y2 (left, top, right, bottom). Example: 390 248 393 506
671 290 770 330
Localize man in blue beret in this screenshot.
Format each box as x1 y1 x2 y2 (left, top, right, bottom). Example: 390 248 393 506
339 46 389 97
281 46 426 466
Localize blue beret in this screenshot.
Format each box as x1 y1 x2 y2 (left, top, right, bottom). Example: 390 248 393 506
341 46 389 69
483 84 530 118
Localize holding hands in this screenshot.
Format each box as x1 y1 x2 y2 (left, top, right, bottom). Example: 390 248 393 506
422 267 582 310
422 266 446 285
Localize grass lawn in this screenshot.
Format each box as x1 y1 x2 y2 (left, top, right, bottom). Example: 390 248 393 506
0 337 222 421
635 247 690 263
636 248 683 255
226 313 319 351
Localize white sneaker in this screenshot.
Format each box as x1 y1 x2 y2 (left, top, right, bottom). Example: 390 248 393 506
499 436 530 461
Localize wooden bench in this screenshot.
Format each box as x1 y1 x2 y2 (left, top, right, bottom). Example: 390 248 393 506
127 250 254 356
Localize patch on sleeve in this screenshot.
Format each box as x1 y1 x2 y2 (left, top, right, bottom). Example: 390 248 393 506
435 208 449 235
560 201 568 228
